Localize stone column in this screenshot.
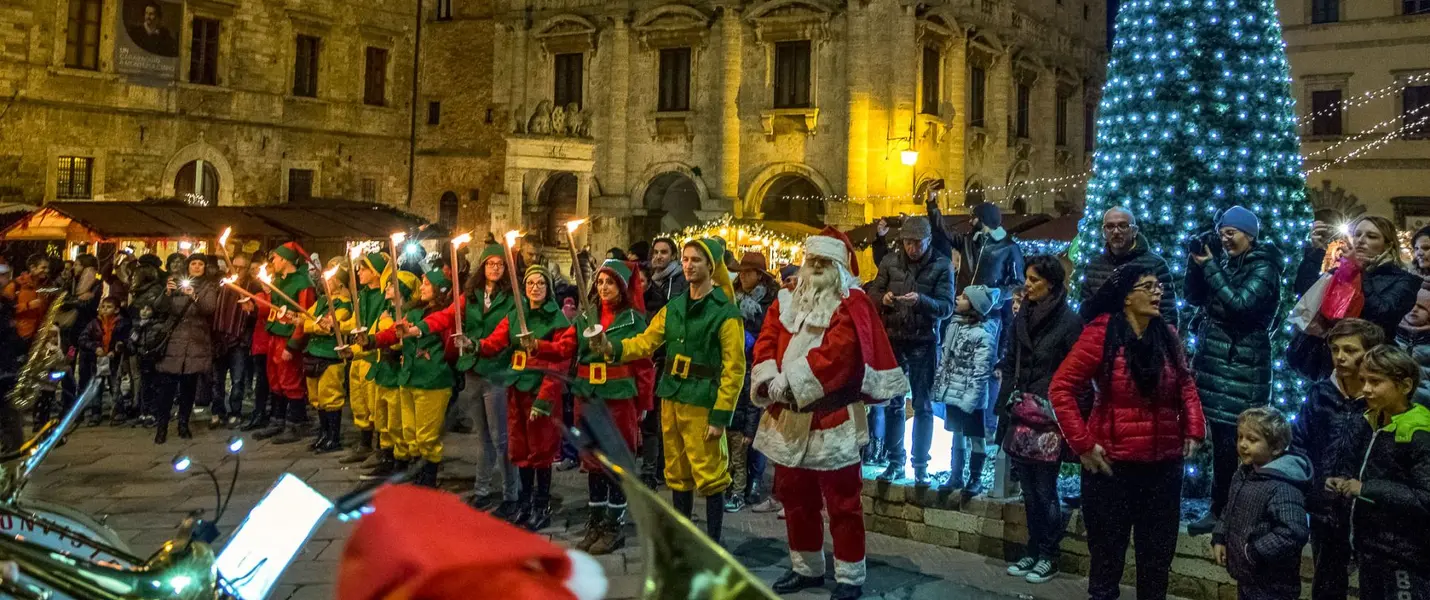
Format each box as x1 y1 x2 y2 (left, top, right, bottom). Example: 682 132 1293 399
989 53 1012 198
607 20 631 196
894 5 920 217
719 8 743 211
501 169 525 233
945 37 967 206
845 4 869 205
511 23 529 118
576 172 593 248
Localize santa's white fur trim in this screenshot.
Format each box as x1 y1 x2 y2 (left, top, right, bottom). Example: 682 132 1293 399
750 360 779 407
754 406 867 470
862 365 910 402
834 558 867 586
784 355 826 409
564 550 610 600
790 549 827 578
804 236 849 267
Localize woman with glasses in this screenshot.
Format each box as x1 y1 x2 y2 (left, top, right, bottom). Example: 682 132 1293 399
1048 264 1205 600
1182 206 1285 536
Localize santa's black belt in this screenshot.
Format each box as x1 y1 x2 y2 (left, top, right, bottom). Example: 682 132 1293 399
664 353 718 380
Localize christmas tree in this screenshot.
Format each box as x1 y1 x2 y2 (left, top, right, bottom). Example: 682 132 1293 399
1073 0 1312 409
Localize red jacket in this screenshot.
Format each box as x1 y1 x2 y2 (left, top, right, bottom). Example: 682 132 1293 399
1048 314 1205 463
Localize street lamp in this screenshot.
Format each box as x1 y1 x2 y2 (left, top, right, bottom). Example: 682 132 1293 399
901 149 920 166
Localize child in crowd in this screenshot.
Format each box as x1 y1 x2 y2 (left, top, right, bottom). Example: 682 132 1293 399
1212 407 1310 600
1292 317 1378 600
78 297 130 425
128 303 167 427
1396 288 1430 406
931 284 999 496
1327 345 1430 600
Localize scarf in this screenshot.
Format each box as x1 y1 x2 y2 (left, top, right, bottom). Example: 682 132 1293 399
1026 290 1065 335
651 261 681 284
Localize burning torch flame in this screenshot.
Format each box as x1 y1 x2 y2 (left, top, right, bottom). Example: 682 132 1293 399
218 227 231 249
349 244 363 259
323 266 340 281
257 265 272 284
220 275 238 286
564 218 588 233
451 232 473 247
504 230 522 248
391 232 407 245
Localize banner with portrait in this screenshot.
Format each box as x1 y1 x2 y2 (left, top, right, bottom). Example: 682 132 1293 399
113 0 181 84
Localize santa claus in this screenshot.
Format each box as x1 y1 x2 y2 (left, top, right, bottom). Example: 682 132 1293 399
750 228 909 600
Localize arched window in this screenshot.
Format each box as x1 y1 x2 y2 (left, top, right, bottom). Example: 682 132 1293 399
174 160 219 206
439 191 459 231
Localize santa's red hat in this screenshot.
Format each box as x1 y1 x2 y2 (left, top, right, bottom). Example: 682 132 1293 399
339 485 607 600
803 226 859 277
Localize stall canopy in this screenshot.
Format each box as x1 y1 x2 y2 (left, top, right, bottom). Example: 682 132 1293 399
0 198 437 243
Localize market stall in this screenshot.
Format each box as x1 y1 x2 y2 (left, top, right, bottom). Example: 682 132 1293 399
662 215 819 272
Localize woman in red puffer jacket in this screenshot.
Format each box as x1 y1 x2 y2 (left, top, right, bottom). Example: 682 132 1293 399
1048 264 1204 600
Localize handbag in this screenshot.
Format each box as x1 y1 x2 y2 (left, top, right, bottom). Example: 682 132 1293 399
1000 316 1065 463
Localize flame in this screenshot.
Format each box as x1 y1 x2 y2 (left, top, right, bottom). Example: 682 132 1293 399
257 265 272 283
504 230 522 248
323 266 340 280
564 218 588 233
451 232 473 247
220 275 238 286
218 227 231 248
349 243 363 259
68 246 79 260
391 231 407 244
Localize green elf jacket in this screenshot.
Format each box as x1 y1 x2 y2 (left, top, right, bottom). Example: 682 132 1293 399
302 293 353 360
479 298 576 415
613 288 745 427
264 270 316 349
572 304 652 406
371 305 456 390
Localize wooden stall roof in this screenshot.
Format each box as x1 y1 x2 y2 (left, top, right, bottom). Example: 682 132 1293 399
0 199 435 243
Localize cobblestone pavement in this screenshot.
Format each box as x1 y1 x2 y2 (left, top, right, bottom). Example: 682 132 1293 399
23 417 1150 599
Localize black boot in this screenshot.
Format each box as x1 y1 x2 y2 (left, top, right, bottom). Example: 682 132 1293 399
510 467 536 525
359 450 396 480
153 421 168 445
177 417 192 439
417 460 440 488
340 429 375 463
773 571 826 594
308 411 329 451
704 491 725 545
962 452 989 499
315 411 343 454
672 490 694 519
525 468 553 531
253 406 287 439
940 439 968 493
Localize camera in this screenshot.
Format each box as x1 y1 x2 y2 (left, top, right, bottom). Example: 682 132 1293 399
1182 229 1221 258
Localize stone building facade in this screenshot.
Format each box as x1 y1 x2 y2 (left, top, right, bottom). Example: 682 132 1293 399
487 0 1107 252
0 0 418 211
1278 0 1430 229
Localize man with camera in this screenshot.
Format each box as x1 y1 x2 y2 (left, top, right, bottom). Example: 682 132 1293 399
1077 207 1178 325
1182 206 1284 535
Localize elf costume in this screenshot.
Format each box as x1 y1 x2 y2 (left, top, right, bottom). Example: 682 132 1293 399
479 264 577 532
609 238 746 544
571 260 656 555
340 252 396 465
256 241 318 444
362 270 420 481
374 269 458 487
412 243 519 511
302 260 354 455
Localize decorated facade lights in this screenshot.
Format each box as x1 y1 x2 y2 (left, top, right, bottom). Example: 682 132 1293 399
665 216 805 268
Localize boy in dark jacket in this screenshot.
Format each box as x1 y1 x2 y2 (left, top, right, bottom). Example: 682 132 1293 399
1328 345 1430 600
78 296 131 425
1212 407 1310 600
1291 317 1378 600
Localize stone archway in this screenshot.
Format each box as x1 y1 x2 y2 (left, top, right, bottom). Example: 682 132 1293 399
533 172 580 249
743 162 833 224
439 191 460 231
760 175 825 227
174 160 219 206
162 142 234 205
641 172 703 239
964 178 986 207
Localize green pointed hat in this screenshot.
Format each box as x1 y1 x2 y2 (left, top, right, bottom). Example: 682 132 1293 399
425 268 452 293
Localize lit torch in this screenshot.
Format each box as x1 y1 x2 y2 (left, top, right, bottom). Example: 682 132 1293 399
450 232 473 346
387 232 406 320
564 219 602 339
322 265 348 347
217 227 233 264
346 243 365 335
220 274 310 322
503 230 531 342
255 264 306 320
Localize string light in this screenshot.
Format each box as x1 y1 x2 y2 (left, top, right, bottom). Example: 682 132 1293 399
1304 101 1430 158
1294 73 1430 126
664 215 805 267
1306 115 1429 173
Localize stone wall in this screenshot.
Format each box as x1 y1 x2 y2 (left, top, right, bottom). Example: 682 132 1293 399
861 480 1338 600
0 0 417 209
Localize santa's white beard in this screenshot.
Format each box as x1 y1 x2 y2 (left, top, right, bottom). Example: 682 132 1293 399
788 265 844 329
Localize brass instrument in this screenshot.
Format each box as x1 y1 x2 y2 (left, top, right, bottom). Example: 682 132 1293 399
0 516 218 600
9 290 69 411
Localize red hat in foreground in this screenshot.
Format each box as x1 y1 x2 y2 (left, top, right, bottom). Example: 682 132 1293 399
339 485 607 600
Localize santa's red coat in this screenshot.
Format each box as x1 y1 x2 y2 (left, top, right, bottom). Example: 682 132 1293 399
750 287 909 471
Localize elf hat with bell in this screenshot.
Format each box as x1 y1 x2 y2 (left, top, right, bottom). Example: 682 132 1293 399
271 241 307 266
595 259 647 314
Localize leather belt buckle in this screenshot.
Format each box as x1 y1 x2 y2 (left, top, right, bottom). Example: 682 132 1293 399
512 350 528 371
671 354 692 379
589 362 608 385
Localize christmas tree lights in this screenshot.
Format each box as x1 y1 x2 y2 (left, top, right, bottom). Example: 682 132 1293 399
1073 0 1313 410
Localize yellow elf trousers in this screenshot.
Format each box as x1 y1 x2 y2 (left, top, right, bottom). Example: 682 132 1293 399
400 387 451 464
660 399 730 496
348 360 377 431
377 384 407 460
305 363 347 412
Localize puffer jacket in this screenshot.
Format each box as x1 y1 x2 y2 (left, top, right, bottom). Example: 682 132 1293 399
1397 325 1430 406
865 249 955 344
995 294 1085 443
1077 234 1178 326
154 278 218 375
1351 404 1430 570
931 315 998 413
1185 242 1284 425
1291 377 1372 524
1211 454 1311 590
1048 314 1206 462
1295 247 1420 342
